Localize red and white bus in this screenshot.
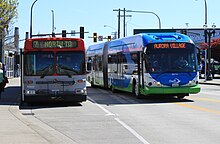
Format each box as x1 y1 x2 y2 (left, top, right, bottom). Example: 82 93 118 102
21 36 87 103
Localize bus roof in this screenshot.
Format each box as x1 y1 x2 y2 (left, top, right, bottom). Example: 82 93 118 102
107 33 194 47
86 42 107 56
86 33 195 55
140 33 194 45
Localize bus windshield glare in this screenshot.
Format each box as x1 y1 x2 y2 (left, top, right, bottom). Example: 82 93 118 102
24 51 85 76
145 43 197 73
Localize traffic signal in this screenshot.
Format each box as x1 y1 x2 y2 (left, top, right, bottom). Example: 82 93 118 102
93 33 97 42
80 26 84 39
107 36 111 41
62 30 66 37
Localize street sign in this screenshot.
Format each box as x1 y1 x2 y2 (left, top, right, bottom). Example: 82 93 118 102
98 36 103 41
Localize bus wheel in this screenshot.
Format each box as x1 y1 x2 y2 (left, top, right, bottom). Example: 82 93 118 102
177 94 186 99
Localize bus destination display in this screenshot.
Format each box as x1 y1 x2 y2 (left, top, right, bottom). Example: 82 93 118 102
32 40 78 48
154 43 185 49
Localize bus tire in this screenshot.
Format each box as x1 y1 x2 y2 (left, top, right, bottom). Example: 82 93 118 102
177 94 187 99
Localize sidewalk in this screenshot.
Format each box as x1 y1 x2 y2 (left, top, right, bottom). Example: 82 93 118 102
0 77 78 144
199 74 220 86
0 77 50 144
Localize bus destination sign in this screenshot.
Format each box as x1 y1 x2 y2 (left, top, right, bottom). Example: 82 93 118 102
32 40 78 48
154 43 185 49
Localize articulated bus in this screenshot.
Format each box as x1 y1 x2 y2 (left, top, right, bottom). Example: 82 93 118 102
86 33 201 99
21 37 87 103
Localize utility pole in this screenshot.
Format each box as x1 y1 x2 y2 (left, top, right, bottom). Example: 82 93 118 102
123 8 126 37
113 8 121 38
118 9 121 38
113 8 132 38
51 10 55 35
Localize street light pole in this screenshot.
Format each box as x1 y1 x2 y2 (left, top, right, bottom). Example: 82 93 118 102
51 10 55 35
30 0 38 38
204 24 216 80
126 10 161 29
104 25 117 39
196 0 208 80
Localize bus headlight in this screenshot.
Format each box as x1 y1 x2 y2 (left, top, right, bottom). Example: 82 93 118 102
75 88 87 94
189 81 192 85
153 81 161 86
26 90 36 95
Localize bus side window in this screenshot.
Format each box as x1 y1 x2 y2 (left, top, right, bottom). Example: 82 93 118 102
87 57 92 71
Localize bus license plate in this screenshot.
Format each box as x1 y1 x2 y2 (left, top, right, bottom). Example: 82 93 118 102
172 83 179 87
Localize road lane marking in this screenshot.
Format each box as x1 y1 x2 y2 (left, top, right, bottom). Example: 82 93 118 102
88 96 150 144
87 96 115 116
189 95 220 103
115 118 150 144
176 103 220 115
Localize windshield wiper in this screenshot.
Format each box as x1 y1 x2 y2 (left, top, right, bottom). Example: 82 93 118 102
63 70 72 78
40 65 53 78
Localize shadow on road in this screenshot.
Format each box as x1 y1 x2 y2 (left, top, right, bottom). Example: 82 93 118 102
20 102 83 110
87 87 194 106
0 84 83 110
0 86 20 106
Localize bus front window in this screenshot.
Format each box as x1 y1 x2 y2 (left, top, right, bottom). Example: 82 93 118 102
145 43 197 73
56 52 85 75
24 52 54 76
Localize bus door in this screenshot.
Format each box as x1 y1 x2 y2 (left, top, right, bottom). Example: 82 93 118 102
116 52 135 88
94 55 103 86
136 51 144 96
115 52 124 87
140 52 145 90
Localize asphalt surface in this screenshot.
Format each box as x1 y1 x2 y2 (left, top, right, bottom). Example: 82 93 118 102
0 76 219 144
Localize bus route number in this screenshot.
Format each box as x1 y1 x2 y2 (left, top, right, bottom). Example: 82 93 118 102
32 40 78 48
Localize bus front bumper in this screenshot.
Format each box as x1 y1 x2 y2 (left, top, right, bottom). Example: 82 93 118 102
23 93 87 103
142 85 201 96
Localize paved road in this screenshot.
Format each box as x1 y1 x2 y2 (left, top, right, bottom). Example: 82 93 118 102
21 84 220 144
1 77 220 144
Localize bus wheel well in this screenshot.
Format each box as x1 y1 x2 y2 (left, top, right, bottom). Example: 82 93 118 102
132 79 137 95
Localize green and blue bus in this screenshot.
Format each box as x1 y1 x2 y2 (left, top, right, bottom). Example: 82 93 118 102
86 33 201 98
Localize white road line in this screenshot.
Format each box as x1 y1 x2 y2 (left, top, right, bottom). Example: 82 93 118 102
88 96 150 144
87 96 115 116
115 118 150 144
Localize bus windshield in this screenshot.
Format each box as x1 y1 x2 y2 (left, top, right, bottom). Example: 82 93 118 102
25 52 54 76
145 43 197 73
24 51 85 76
56 51 85 75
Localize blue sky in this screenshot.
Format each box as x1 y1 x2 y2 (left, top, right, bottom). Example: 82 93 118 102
15 0 220 47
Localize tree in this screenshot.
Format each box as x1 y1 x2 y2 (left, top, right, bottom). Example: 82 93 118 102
0 0 18 34
0 0 18 63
